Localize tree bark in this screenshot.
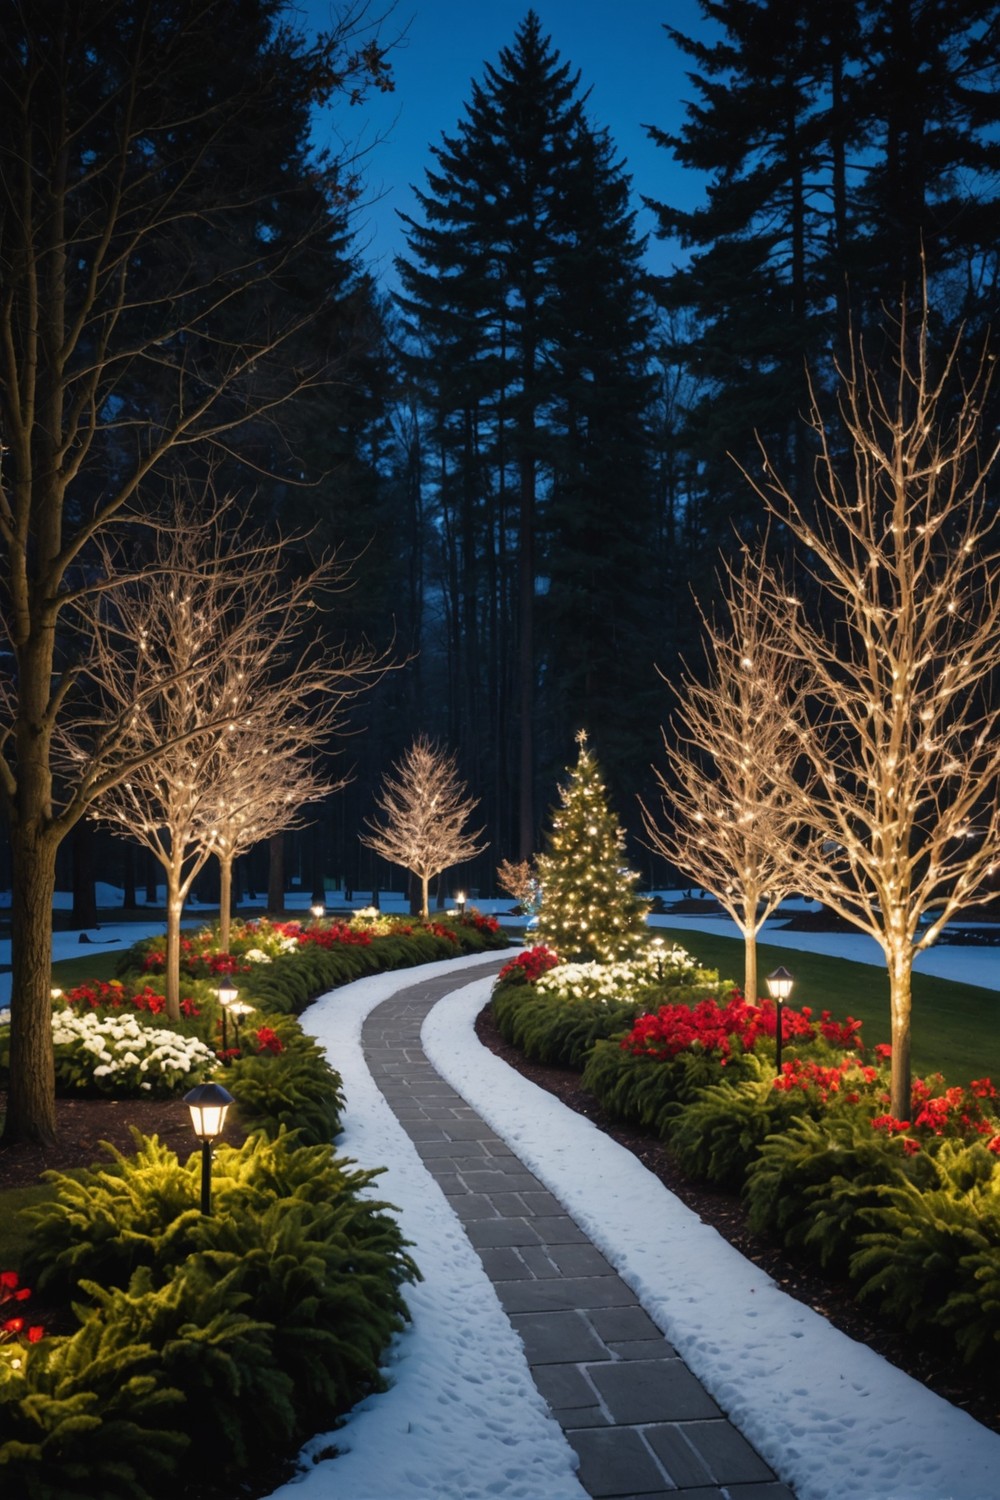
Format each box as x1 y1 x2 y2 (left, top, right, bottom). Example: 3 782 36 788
218 855 234 952
743 928 758 1008
165 889 184 1022
888 950 913 1122
4 833 59 1144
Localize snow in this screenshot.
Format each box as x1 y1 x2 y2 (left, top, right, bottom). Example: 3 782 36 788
647 909 1000 993
6 892 1000 1495
269 947 1000 1500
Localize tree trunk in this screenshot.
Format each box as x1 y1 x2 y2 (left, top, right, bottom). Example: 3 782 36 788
165 888 184 1022
218 855 233 953
420 873 430 919
743 927 758 1007
888 949 913 1122
4 832 59 1144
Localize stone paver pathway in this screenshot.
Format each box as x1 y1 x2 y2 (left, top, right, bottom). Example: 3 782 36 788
362 965 795 1500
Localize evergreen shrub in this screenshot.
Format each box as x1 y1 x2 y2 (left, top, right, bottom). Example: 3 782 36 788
5 1131 419 1498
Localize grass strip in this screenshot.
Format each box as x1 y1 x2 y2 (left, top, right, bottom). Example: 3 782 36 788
655 926 1000 1087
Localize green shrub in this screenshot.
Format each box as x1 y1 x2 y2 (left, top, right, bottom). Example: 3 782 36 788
0 1301 188 1500
666 1071 815 1190
850 1139 1000 1360
582 1036 764 1142
7 1131 420 1499
492 985 647 1069
743 1109 933 1271
225 1017 345 1145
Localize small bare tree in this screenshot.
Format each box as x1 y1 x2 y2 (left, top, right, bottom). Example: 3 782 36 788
746 290 1000 1119
361 736 487 918
203 739 337 953
90 517 384 1016
496 857 539 913
642 545 806 1002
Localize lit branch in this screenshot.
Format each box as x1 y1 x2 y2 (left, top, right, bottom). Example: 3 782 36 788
743 282 1000 1118
361 736 487 918
642 540 807 1001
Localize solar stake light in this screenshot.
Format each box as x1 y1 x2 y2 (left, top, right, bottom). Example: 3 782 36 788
184 1082 234 1214
765 966 795 1076
218 979 239 1054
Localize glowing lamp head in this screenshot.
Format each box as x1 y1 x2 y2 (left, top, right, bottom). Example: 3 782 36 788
765 966 795 1002
217 980 238 1009
184 1082 234 1142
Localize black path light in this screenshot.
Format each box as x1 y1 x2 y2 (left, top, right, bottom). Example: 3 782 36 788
650 935 665 982
184 1082 234 1214
765 966 795 1076
454 891 467 916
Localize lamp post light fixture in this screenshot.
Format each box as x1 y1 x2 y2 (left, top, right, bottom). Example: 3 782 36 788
184 1082 234 1214
310 902 325 922
650 935 665 982
455 891 466 916
765 966 795 1076
228 998 254 1050
218 979 238 1055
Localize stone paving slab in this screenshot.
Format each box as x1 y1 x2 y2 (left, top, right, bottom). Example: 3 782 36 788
361 965 795 1499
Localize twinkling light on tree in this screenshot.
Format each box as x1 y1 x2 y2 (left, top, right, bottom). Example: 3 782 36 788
361 736 487 918
642 543 805 1001
89 515 384 1016
746 287 1000 1120
535 731 649 963
201 738 336 955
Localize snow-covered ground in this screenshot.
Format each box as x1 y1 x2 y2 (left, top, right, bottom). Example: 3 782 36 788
269 951 1000 1500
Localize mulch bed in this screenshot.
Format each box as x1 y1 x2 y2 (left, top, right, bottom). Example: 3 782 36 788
0 1093 244 1191
474 1003 1000 1437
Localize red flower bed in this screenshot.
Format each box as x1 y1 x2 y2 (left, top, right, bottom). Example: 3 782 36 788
622 993 831 1063
497 945 560 985
266 920 373 948
62 980 200 1018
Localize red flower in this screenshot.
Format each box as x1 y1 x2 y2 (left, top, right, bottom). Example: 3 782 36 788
253 1026 284 1055
497 945 560 985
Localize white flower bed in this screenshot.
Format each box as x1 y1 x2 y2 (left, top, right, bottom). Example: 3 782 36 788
51 1010 217 1096
534 944 697 1003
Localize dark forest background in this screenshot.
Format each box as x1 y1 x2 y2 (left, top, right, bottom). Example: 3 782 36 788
4 0 999 912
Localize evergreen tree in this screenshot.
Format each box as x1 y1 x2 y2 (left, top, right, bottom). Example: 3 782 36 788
396 11 659 857
535 732 649 963
645 0 1000 558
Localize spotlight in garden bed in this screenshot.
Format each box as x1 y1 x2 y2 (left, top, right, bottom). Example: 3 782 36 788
184 1082 234 1215
218 979 238 1054
765 966 795 1076
310 902 325 921
228 998 253 1050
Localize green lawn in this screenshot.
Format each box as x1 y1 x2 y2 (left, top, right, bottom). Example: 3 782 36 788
50 948 131 989
657 926 1000 1087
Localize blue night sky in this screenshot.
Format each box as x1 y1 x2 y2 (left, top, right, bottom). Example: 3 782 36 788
303 1 716 288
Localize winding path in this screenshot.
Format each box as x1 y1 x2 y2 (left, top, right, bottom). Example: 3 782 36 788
360 961 794 1500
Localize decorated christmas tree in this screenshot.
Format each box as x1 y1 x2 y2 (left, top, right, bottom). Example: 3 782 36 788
535 732 650 962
